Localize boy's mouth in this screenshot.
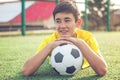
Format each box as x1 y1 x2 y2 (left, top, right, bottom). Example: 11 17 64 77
59 30 69 34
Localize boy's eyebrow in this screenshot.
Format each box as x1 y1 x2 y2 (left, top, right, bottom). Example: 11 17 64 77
64 17 71 20
55 18 61 21
55 17 71 21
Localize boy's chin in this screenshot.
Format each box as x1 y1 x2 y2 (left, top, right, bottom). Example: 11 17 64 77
60 33 76 37
60 35 71 38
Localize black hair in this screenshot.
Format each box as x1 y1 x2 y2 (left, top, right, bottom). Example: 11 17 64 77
53 2 80 22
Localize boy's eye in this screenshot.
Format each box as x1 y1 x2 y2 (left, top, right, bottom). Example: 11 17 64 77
55 20 61 23
65 19 71 22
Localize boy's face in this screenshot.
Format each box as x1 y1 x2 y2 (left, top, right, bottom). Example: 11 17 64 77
54 12 77 37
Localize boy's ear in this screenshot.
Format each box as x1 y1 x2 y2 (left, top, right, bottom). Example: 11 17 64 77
76 18 82 28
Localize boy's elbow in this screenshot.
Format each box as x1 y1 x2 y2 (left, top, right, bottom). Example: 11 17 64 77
98 69 107 76
22 71 29 77
22 68 32 77
97 66 107 76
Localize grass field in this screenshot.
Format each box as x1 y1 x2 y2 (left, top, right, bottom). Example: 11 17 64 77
0 31 120 80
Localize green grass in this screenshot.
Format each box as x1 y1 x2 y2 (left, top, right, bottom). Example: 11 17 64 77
0 32 120 80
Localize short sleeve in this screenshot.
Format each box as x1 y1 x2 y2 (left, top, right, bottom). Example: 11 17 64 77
35 32 57 53
35 37 49 53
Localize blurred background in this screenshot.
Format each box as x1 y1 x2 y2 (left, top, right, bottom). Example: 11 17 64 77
0 0 120 36
0 1 120 80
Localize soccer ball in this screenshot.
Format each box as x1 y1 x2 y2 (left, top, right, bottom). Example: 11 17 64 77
50 43 83 75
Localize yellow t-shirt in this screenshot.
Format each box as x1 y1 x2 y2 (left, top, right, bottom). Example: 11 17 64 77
36 28 99 69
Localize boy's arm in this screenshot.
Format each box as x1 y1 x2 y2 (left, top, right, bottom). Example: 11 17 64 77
74 39 107 76
22 43 53 76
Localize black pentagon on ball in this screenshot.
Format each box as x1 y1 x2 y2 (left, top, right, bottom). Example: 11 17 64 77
54 52 64 63
66 66 76 74
71 48 80 58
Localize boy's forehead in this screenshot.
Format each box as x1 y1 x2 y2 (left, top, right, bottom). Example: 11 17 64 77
55 12 74 19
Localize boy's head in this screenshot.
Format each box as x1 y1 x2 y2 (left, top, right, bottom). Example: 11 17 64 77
53 2 80 22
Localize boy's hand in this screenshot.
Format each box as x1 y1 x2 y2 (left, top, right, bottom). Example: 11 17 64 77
56 36 82 47
49 38 73 50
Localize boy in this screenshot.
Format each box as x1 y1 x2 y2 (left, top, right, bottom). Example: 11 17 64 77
22 2 107 76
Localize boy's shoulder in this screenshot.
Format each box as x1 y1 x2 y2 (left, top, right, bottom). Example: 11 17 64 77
75 28 93 38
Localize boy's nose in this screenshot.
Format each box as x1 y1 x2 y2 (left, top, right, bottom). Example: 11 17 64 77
60 22 66 28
